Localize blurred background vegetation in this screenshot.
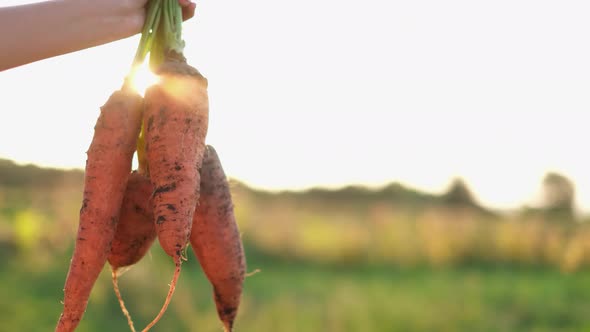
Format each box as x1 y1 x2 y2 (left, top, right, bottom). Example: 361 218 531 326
2 159 590 331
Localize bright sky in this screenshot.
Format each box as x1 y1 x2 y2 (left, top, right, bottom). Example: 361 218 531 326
2 0 590 212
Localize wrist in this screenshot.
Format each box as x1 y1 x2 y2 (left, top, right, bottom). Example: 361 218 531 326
74 0 141 17
119 10 146 38
75 0 146 38
112 0 147 38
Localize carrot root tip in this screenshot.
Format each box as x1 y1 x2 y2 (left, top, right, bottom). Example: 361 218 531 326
141 261 182 332
223 322 232 332
112 268 137 332
245 269 261 278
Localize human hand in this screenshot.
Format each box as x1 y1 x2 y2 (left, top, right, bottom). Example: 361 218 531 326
133 0 197 21
0 0 198 71
178 0 197 21
118 0 197 35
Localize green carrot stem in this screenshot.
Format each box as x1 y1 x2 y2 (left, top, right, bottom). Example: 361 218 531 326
130 0 185 73
162 0 185 55
132 0 162 67
150 0 185 70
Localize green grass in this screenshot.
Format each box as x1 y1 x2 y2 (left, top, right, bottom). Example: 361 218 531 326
238 263 590 332
3 247 590 332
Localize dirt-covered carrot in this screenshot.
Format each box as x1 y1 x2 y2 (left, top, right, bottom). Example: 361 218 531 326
144 0 208 261
191 146 246 332
145 55 208 260
56 85 143 332
108 171 156 332
139 1 209 330
108 171 156 271
141 53 209 332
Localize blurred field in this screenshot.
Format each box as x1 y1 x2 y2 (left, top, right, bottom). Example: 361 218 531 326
5 246 590 332
1 160 590 331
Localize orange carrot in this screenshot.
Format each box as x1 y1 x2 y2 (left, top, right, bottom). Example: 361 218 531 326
134 1 209 329
191 145 246 332
145 57 208 260
108 171 155 271
56 86 143 332
108 171 156 332
141 55 209 331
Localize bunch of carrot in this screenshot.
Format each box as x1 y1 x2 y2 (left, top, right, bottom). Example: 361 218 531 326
55 1 246 331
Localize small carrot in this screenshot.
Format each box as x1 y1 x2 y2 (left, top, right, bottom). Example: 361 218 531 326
191 146 246 332
108 171 156 332
56 85 143 332
108 171 156 271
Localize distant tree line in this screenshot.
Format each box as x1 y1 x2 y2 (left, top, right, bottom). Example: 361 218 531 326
0 158 580 222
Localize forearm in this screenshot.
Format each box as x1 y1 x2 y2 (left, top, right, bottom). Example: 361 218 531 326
0 0 145 71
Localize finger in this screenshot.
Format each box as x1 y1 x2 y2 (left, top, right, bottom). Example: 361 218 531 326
182 2 196 21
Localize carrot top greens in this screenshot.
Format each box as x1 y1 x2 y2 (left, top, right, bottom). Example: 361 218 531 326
133 0 185 70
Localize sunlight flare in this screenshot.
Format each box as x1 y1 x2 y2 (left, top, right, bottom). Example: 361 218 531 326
128 58 159 96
